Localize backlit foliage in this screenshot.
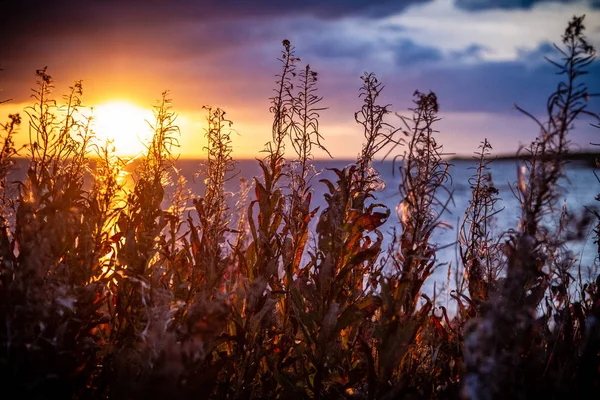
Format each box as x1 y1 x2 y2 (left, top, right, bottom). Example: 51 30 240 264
0 16 599 400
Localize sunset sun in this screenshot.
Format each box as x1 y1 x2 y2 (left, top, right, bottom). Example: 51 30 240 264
92 100 154 156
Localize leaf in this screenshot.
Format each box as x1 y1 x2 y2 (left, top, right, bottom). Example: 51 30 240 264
255 178 269 203
319 178 336 196
430 314 448 340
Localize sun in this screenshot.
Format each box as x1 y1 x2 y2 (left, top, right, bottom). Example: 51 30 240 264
92 100 155 156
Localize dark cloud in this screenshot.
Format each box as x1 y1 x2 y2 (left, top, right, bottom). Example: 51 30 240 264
455 0 592 11
390 53 600 116
382 25 407 33
516 41 556 62
307 39 375 60
197 0 430 18
1 0 429 48
0 0 431 92
450 44 489 61
4 0 430 20
393 40 443 66
301 37 445 74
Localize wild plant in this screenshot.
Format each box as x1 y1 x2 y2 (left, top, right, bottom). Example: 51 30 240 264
292 166 387 398
183 106 235 297
0 113 22 227
106 91 179 380
394 90 451 314
386 139 502 399
464 15 598 399
557 113 600 397
370 90 451 398
18 66 94 292
355 72 396 193
281 72 391 399
386 139 502 398
274 64 330 385
230 177 251 285
283 64 328 277
210 40 299 399
589 118 600 268
0 68 111 398
459 139 503 307
158 171 191 299
120 104 239 400
246 39 297 285
0 113 21 298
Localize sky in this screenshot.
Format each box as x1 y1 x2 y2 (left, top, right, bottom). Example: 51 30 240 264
1 0 599 159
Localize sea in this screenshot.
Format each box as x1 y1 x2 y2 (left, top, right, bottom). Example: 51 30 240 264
7 157 600 300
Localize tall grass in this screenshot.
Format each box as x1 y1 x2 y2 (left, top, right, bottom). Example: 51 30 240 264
0 15 599 400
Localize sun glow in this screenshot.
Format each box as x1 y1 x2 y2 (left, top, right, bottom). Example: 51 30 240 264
92 101 155 156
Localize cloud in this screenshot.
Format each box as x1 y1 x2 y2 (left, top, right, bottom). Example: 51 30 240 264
450 44 489 61
393 39 444 66
455 0 585 11
0 0 433 101
516 41 556 62
302 36 444 69
202 0 430 18
392 55 600 115
389 0 600 61
1 0 430 46
307 39 376 60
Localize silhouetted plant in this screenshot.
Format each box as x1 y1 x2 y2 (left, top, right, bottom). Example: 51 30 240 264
104 92 179 398
185 106 235 297
368 90 451 398
459 139 503 307
394 90 450 316
464 15 599 400
276 62 330 394
0 113 22 227
287 74 392 398
355 72 397 192
221 40 299 399
0 69 108 399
